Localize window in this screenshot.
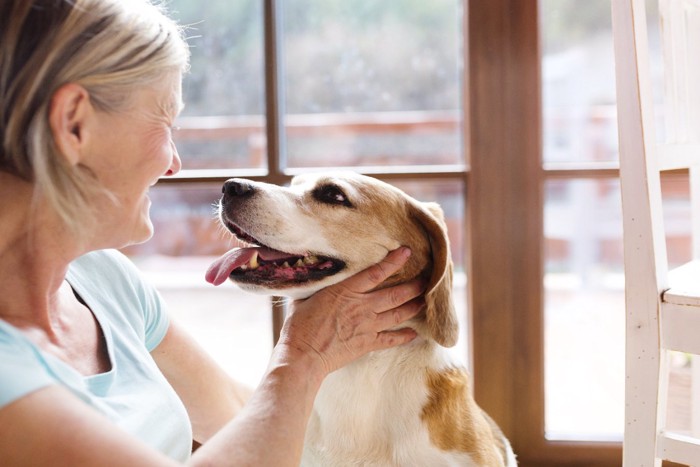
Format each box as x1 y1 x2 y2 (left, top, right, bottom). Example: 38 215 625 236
124 1 679 464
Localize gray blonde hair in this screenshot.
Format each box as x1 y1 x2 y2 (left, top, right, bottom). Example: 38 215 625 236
0 0 189 232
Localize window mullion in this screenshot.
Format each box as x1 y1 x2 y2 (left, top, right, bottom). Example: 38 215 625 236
263 0 287 343
263 0 287 182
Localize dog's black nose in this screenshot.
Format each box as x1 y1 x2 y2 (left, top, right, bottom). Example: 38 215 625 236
223 179 255 197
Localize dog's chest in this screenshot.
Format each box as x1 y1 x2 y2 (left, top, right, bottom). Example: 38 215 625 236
301 348 479 467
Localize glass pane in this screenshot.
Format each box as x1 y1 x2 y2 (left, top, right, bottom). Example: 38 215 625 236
544 178 625 440
168 1 266 170
121 184 272 388
541 0 618 165
662 174 692 267
544 177 693 441
282 0 463 168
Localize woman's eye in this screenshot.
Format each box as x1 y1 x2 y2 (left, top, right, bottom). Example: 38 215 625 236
314 185 352 207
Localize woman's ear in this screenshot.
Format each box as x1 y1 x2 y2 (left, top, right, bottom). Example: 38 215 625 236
48 83 92 166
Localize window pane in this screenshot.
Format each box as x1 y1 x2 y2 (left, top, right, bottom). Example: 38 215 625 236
168 1 266 170
541 0 618 165
121 184 272 388
544 178 625 440
544 177 693 440
282 0 463 168
662 174 692 267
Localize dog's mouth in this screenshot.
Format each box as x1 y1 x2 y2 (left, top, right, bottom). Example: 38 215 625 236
205 221 346 287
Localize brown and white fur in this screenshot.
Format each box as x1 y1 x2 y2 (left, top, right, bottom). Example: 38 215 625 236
207 171 517 467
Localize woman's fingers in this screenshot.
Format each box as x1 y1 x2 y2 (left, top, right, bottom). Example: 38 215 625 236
341 247 412 293
332 279 423 341
364 295 424 353
364 278 424 317
372 328 418 351
371 296 424 333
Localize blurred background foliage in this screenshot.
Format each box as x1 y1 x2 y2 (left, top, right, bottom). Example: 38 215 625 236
167 0 461 116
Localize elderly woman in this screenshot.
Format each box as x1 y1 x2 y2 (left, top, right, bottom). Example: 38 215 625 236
0 1 424 465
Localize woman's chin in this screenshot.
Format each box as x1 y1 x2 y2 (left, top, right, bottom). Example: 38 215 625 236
114 217 154 249
130 220 155 245
128 201 155 245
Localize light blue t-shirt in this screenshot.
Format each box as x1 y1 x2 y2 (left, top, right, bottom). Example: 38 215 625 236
0 249 192 462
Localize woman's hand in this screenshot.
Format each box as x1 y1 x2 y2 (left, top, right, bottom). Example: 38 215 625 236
276 247 424 379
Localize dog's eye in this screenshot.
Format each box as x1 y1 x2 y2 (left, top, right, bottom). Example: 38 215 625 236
313 185 352 207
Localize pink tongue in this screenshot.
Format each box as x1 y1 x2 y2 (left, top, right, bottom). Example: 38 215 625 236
205 247 301 286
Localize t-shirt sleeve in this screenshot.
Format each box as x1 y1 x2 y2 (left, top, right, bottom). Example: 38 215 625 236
0 328 55 408
134 267 171 351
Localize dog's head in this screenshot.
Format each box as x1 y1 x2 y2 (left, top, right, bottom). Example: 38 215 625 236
206 171 458 347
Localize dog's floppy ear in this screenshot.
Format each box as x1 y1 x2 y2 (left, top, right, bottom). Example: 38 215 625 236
409 201 459 347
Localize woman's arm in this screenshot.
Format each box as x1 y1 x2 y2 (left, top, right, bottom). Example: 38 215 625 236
151 321 253 444
0 384 181 467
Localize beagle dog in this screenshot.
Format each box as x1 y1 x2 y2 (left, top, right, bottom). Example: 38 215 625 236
206 172 517 466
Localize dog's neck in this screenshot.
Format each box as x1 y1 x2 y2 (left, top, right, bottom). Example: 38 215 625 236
332 330 443 383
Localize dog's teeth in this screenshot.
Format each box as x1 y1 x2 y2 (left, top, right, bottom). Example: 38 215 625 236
294 259 304 268
240 265 248 270
304 256 319 265
250 252 259 269
282 261 290 268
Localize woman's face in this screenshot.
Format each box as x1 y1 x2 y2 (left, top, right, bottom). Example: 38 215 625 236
83 72 183 248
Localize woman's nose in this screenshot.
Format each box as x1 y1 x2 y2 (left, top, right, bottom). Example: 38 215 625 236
165 140 182 176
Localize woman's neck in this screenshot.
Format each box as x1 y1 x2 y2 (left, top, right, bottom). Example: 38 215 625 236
0 172 81 325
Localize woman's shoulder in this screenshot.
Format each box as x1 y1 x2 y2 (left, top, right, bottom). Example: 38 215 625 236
70 249 138 277
69 249 150 299
0 321 56 408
